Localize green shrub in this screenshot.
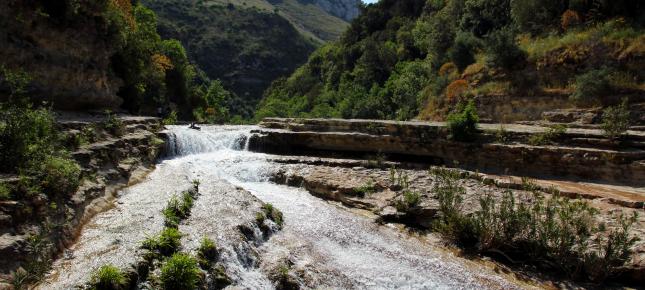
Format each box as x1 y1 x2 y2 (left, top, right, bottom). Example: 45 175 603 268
601 98 630 140
528 125 566 146
570 69 611 106
0 183 11 200
197 237 218 267
395 190 422 212
354 180 377 196
261 203 284 228
163 111 178 125
431 169 639 281
449 32 479 71
40 156 81 197
495 125 512 144
162 191 194 228
484 27 527 70
160 253 201 290
0 104 58 173
447 100 479 142
90 264 127 290
103 111 125 136
142 227 182 256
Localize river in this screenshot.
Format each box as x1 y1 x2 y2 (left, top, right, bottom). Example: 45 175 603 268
40 125 532 289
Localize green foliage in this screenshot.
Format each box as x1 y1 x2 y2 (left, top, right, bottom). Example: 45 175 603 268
163 111 178 125
40 156 81 197
450 32 479 71
431 168 639 281
510 0 564 34
141 0 317 120
601 98 630 140
0 103 58 173
160 253 201 290
0 183 11 201
90 264 127 290
447 100 479 142
162 191 195 228
142 227 182 256
395 190 422 212
197 237 218 268
484 27 526 70
460 0 512 37
261 203 284 228
103 111 125 137
528 124 566 146
354 180 377 196
570 69 612 106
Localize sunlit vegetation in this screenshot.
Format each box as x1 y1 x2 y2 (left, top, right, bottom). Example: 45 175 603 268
159 253 201 290
257 0 644 121
431 168 639 282
89 264 127 290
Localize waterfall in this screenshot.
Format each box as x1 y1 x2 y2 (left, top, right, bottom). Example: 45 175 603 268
164 125 256 156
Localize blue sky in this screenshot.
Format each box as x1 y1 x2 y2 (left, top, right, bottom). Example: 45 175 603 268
362 0 379 3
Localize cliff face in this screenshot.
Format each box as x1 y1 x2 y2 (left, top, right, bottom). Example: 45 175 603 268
0 1 123 110
312 0 362 21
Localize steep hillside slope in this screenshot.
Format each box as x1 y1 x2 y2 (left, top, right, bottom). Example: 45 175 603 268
258 0 644 124
144 0 360 116
0 0 235 121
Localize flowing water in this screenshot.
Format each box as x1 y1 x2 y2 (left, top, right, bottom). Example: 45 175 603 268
40 126 531 289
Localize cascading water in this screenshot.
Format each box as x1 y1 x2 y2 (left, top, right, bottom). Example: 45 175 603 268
40 125 530 289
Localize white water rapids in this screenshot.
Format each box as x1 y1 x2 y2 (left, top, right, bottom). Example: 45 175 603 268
40 125 532 289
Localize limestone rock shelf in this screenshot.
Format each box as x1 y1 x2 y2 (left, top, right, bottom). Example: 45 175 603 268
249 118 645 187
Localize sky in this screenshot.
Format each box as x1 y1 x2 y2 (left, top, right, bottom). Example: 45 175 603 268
362 0 379 3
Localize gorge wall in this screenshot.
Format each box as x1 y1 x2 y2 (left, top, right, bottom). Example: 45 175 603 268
0 1 123 110
250 118 645 187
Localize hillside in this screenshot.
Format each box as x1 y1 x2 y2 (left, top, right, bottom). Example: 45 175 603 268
257 0 645 124
0 0 237 122
143 0 360 119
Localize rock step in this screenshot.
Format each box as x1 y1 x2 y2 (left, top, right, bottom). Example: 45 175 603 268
252 118 645 186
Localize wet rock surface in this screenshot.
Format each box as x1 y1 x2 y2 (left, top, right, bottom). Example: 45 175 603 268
0 115 163 281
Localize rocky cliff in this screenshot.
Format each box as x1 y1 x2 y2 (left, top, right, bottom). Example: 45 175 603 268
0 1 123 110
313 0 362 21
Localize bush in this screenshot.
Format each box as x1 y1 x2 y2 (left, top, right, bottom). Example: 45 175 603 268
445 79 469 101
90 264 127 290
484 27 527 70
0 183 11 201
395 190 421 212
162 191 195 228
103 111 125 136
528 124 566 145
561 9 581 31
449 32 479 71
601 98 630 140
163 111 178 125
142 227 182 256
446 100 479 142
431 169 639 281
261 203 284 228
160 253 201 290
197 237 218 268
570 69 611 106
0 104 58 173
40 156 81 197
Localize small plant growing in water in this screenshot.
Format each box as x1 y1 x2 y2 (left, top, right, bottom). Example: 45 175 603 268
197 237 219 268
261 203 284 228
160 253 201 290
90 264 126 290
142 227 182 256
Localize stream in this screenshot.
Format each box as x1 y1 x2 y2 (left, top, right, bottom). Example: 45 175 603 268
40 125 531 289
